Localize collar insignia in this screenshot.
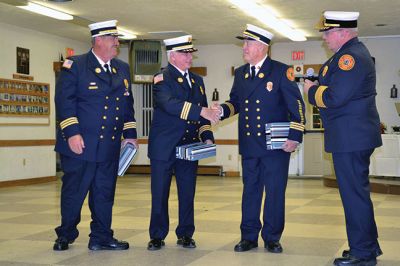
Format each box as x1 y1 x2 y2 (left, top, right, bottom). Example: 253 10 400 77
200 86 204 95
322 66 329 76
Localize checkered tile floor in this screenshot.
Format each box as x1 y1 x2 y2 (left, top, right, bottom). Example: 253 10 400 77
0 175 399 265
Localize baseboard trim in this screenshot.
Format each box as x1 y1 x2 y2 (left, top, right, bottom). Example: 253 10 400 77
125 164 223 176
0 176 57 188
323 175 400 195
0 139 55 147
224 171 240 177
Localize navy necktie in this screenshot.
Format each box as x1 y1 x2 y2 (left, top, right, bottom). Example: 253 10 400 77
183 72 191 88
251 65 256 80
104 64 111 76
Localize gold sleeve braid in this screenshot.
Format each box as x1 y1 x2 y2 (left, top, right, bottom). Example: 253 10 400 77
198 125 212 139
123 122 137 130
222 102 235 117
290 122 305 132
315 86 328 108
289 100 305 132
60 117 79 130
180 101 192 120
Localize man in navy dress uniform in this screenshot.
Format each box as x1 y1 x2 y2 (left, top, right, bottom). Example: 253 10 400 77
147 35 220 250
304 11 382 266
214 24 305 253
54 20 138 251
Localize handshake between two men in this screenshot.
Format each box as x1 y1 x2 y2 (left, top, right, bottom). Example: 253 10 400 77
200 103 223 125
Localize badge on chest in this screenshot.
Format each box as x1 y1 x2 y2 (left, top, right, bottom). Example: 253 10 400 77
266 81 273 92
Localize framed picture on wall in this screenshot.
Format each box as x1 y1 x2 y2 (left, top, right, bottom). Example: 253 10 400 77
16 47 30 75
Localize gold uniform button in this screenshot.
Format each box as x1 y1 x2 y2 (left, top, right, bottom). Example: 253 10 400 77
245 108 249 111
116 97 119 101
246 132 250 136
104 106 108 110
116 117 119 120
101 126 105 129
105 96 109 100
187 121 190 124
257 124 261 128
257 132 261 136
103 116 107 120
257 116 260 120
186 130 189 133
114 127 117 130
256 108 260 112
100 135 104 139
245 100 249 103
112 136 115 140
256 100 260 103
246 124 249 128
245 116 249 120
116 107 119 111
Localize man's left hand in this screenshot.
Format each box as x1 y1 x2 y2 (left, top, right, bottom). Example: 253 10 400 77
122 138 139 148
204 139 213 144
303 79 317 94
281 139 299 153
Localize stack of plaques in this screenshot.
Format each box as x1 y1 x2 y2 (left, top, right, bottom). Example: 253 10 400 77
176 142 216 161
265 122 290 150
118 143 137 176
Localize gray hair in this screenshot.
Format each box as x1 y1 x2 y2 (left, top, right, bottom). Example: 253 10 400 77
341 28 358 37
166 50 173 61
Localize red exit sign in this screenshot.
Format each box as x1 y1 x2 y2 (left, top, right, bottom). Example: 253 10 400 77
292 51 305 61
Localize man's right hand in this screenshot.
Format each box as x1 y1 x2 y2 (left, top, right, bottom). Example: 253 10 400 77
200 107 221 124
68 134 85 154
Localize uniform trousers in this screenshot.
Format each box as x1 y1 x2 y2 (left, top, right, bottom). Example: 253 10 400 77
240 150 290 242
149 158 198 240
332 149 380 259
55 155 118 244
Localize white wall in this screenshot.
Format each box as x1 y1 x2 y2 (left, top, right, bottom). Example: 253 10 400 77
0 22 89 181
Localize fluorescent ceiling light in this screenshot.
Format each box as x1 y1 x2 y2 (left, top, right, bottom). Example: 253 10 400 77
17 2 73 21
228 0 307 41
119 29 137 40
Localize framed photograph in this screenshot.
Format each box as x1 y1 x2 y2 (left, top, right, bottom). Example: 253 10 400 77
17 47 30 75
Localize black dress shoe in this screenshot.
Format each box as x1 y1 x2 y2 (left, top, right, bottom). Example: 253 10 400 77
177 236 196 248
333 256 377 266
265 241 283 253
147 239 165 251
342 248 383 258
53 237 73 251
234 239 258 252
88 238 129 251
